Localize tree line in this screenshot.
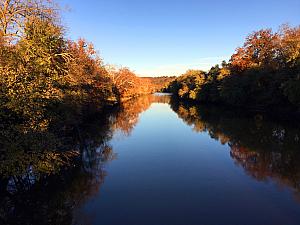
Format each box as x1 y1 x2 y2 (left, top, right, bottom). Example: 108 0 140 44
166 25 300 113
0 0 172 131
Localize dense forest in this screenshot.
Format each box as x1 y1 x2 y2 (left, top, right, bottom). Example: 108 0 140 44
166 25 300 113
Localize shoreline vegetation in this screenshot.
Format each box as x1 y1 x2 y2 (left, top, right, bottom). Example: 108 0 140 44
0 0 174 129
164 25 300 116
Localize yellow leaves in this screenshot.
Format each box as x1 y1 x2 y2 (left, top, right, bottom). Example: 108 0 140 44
281 26 300 64
0 130 80 177
189 90 197 100
188 106 198 116
35 150 79 175
218 68 230 80
178 85 189 98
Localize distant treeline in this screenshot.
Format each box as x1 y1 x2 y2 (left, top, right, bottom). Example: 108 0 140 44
165 25 300 113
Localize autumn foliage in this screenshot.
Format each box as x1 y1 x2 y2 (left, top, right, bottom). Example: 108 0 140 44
0 0 171 182
0 0 170 130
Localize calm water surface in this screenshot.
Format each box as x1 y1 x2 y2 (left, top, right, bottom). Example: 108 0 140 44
2 94 300 225
72 94 300 225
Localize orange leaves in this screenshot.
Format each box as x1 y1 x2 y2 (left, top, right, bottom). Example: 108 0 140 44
230 47 254 71
67 39 106 85
230 25 300 72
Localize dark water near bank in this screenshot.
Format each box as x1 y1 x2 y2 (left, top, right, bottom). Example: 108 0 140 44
2 94 300 225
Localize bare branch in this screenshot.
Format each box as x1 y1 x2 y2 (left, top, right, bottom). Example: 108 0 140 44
0 0 59 44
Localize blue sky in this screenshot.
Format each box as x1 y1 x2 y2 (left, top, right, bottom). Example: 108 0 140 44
59 0 300 76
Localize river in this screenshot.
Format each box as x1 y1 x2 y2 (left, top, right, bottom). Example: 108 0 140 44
2 93 300 225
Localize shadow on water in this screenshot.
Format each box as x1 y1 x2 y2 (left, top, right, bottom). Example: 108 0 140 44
0 107 117 225
1 93 300 224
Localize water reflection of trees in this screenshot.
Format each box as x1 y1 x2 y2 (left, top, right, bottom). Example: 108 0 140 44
170 100 300 198
112 94 171 136
5 94 299 224
0 109 117 224
0 94 171 225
